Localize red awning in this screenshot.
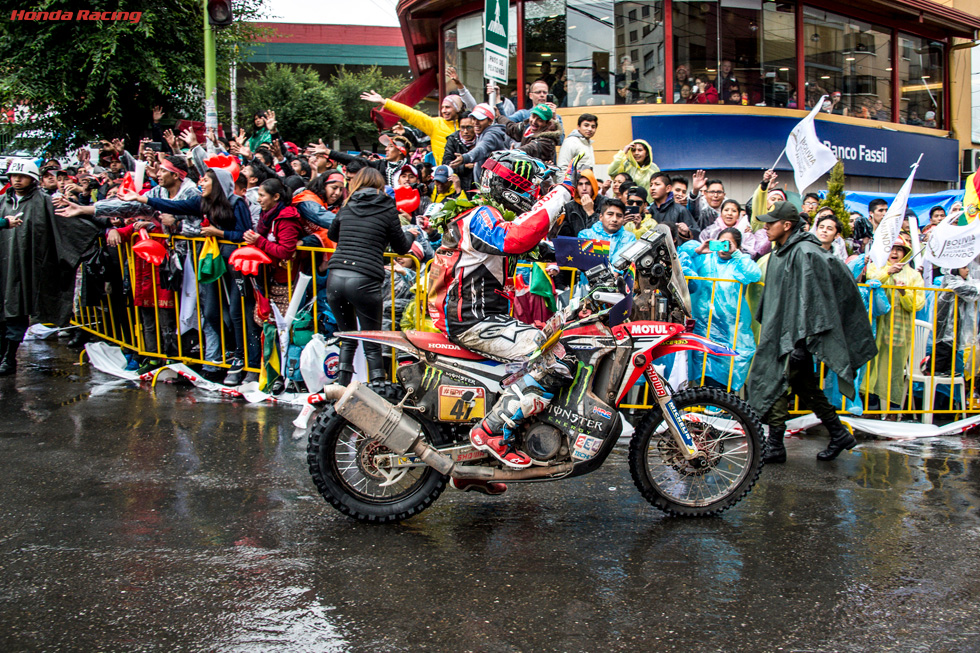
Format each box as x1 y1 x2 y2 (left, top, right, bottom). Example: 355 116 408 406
370 68 438 131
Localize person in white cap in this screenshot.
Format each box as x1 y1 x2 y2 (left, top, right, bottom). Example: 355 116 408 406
0 159 99 376
923 110 937 128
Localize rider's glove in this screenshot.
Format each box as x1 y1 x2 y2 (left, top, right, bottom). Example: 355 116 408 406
560 152 586 197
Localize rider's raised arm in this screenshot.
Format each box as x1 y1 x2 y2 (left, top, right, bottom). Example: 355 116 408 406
466 186 570 257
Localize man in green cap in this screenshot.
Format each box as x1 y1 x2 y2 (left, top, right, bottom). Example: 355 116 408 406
747 201 877 463
497 103 562 163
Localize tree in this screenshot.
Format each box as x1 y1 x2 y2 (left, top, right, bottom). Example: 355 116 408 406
819 161 851 238
237 64 333 149
0 0 263 152
324 66 407 152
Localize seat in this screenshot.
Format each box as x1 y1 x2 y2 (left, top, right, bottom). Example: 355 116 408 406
403 330 485 360
910 319 966 424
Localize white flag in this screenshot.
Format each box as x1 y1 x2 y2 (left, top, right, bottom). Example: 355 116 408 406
179 250 198 335
922 210 980 269
868 156 922 269
784 96 839 194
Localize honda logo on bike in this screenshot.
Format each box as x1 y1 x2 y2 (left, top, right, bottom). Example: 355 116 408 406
627 323 671 336
648 368 669 397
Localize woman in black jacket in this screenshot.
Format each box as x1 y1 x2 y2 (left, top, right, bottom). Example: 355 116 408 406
327 167 416 384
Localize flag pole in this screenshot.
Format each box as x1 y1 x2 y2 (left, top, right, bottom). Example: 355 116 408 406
769 147 786 172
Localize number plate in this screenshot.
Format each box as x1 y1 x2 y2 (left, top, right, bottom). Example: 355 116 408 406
438 386 486 422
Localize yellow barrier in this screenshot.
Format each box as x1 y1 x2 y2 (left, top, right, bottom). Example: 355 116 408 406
71 237 978 419
72 234 422 380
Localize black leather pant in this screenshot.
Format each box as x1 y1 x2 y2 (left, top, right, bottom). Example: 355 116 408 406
326 269 383 377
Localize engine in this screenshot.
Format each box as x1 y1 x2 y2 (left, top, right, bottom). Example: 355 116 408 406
521 423 566 463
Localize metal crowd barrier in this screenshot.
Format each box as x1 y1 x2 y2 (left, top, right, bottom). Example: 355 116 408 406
72 235 421 379
71 238 979 420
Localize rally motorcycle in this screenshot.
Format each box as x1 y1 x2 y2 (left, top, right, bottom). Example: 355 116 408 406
304 225 765 523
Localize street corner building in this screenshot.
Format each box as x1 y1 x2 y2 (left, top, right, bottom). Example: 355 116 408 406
394 0 980 199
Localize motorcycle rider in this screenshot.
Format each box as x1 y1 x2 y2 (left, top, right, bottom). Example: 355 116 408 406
431 150 578 482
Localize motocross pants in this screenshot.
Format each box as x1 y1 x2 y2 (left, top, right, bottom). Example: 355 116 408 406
455 315 571 444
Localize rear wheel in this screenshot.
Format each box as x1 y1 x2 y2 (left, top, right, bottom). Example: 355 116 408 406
628 387 764 517
306 383 447 523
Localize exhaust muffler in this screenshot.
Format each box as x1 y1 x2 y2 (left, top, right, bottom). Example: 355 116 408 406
333 382 573 481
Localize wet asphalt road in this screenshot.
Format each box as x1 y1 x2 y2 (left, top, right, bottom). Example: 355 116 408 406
2 341 980 652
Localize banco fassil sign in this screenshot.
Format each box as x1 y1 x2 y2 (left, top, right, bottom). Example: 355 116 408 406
632 113 959 182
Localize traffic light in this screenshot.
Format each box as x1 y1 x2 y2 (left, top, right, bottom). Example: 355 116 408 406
207 0 233 28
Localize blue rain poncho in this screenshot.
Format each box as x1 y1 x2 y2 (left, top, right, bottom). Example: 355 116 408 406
686 248 762 391
821 254 892 415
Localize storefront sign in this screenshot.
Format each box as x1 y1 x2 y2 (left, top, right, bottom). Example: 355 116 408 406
483 0 508 83
631 114 959 182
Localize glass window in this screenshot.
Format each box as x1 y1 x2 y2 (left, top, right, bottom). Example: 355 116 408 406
759 2 797 108
444 8 518 109
565 1 665 107
673 0 795 107
672 0 719 103
525 0 567 108
804 9 893 122
899 34 944 129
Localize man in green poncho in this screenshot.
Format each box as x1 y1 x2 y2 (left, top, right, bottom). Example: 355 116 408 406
0 159 100 376
747 201 877 462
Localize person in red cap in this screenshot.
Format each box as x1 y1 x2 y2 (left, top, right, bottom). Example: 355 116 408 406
447 103 509 180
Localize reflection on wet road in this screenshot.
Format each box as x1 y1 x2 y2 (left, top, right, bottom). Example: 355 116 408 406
1 343 979 651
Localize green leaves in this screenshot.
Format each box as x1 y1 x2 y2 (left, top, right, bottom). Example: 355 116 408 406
819 161 852 238
238 64 406 152
0 0 262 151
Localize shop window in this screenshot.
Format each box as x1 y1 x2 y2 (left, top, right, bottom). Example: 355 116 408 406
525 0 567 108
804 8 893 122
564 1 664 106
899 35 944 128
444 10 518 109
673 0 795 107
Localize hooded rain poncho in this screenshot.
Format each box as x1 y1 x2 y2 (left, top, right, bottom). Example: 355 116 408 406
607 139 659 195
746 226 877 417
687 249 762 391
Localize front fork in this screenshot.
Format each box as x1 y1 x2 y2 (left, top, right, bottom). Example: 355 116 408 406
643 367 704 461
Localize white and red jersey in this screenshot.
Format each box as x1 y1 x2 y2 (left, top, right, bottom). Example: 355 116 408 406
428 185 570 339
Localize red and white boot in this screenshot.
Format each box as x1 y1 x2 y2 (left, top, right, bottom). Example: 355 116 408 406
470 422 532 469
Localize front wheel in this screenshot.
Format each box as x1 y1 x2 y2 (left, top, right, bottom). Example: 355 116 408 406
628 387 764 517
306 383 447 523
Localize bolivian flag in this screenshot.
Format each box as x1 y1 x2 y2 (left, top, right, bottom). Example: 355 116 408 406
259 321 281 392
964 171 980 225
528 262 557 312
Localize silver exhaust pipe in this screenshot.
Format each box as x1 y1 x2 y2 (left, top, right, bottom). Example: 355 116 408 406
334 382 573 481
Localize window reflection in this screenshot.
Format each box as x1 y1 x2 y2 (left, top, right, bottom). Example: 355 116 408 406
443 1 944 125
899 34 944 129
804 9 894 122
444 9 518 109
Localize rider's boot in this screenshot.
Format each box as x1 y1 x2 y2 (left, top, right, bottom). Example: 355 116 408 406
449 477 507 495
469 374 554 469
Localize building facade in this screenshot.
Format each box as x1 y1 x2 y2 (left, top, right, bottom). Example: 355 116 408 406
397 0 980 196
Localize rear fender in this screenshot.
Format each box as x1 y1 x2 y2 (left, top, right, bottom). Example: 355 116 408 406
336 330 421 358
648 333 737 360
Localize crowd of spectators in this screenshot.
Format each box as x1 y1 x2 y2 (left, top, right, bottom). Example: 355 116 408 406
0 74 972 418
